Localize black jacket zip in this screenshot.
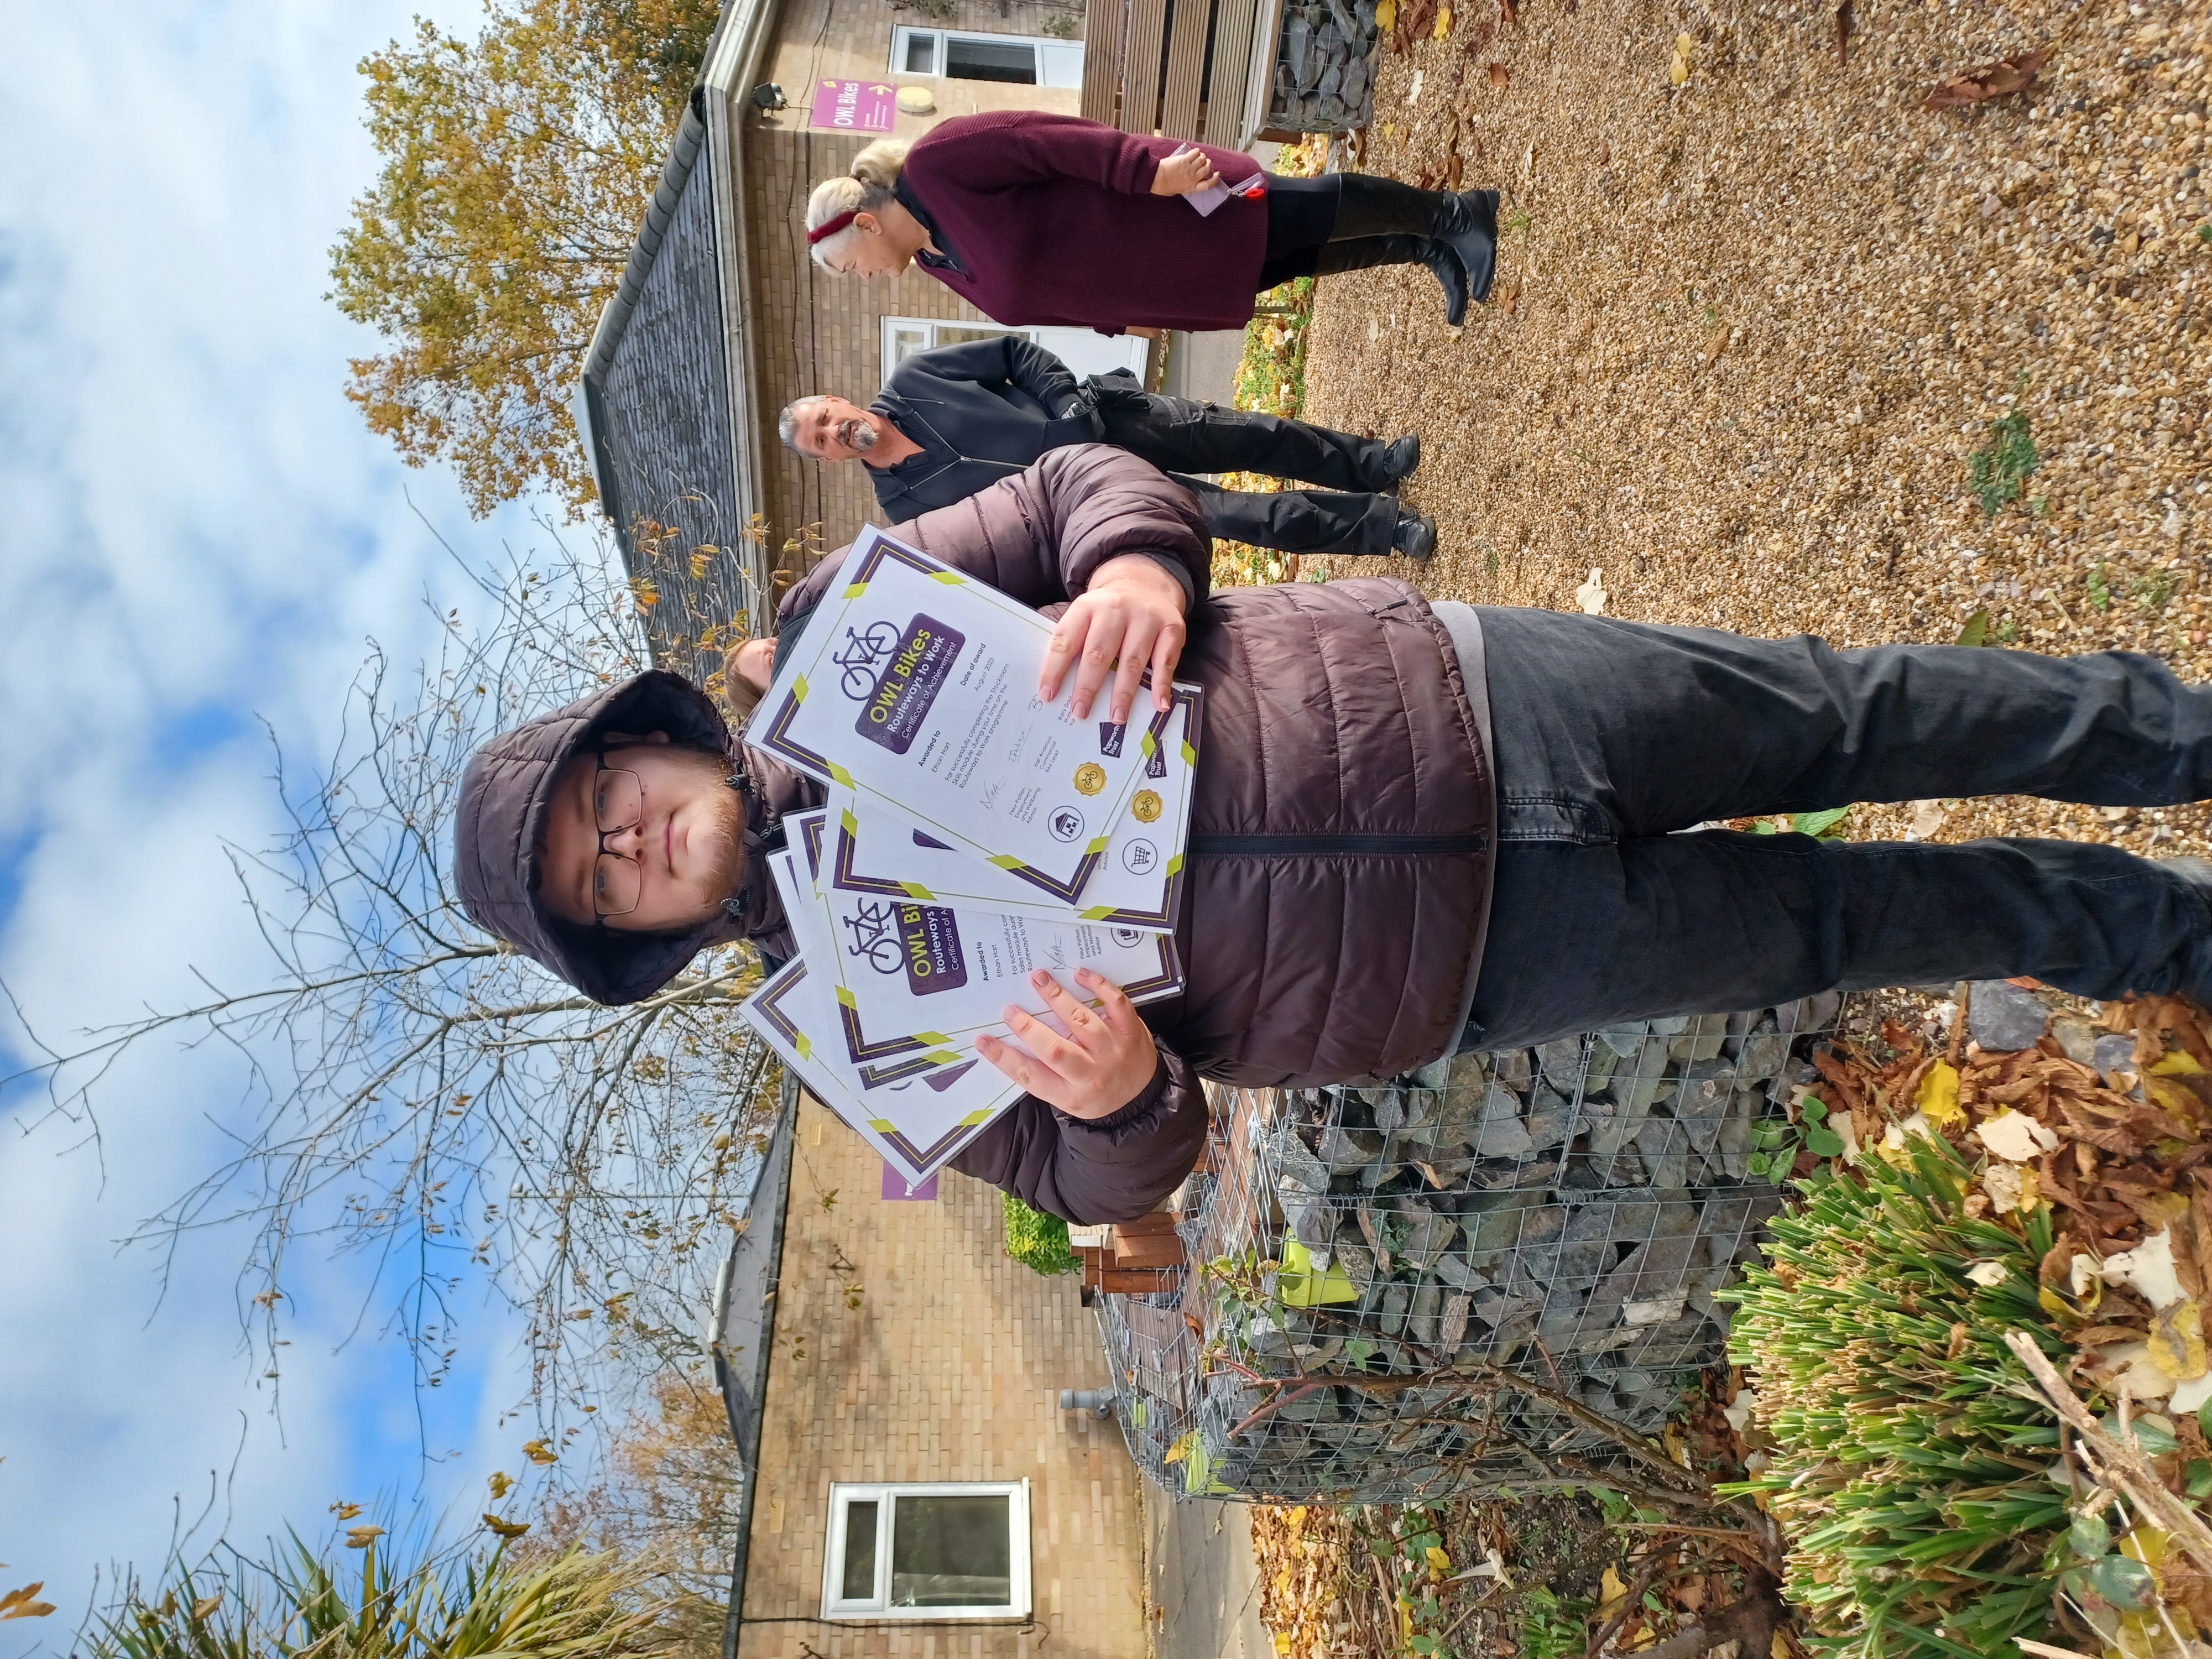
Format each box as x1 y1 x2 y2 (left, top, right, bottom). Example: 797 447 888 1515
1187 831 1488 857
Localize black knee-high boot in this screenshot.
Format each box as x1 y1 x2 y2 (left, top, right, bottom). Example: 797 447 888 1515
1312 235 1470 324
1327 175 1500 323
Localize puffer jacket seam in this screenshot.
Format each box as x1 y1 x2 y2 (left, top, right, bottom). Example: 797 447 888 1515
1222 607 1277 1073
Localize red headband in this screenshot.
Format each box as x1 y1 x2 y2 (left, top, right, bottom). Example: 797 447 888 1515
806 210 858 246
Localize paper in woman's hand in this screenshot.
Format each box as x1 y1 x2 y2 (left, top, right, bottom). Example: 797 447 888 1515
1170 144 1267 217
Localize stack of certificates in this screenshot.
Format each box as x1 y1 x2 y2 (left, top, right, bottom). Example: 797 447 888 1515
738 529 1202 1186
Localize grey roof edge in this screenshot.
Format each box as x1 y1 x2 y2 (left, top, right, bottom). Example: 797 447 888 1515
700 0 781 637
581 100 710 401
716 1070 799 1659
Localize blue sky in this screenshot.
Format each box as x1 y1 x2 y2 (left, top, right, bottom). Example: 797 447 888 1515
0 1 592 1639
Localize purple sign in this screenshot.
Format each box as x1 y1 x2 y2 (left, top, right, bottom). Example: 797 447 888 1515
882 1162 938 1202
811 79 897 134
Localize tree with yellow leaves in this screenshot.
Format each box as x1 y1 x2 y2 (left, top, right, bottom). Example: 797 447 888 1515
329 0 719 517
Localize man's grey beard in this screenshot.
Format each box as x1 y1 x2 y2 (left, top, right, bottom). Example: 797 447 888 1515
841 416 877 452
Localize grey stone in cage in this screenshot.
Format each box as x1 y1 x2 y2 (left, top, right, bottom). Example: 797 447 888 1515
1266 0 1381 133
1099 994 1843 1504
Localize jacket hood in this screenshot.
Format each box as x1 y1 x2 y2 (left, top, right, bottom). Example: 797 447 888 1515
453 670 781 1006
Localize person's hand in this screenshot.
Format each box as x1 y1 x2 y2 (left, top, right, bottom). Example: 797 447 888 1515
1149 148 1219 196
976 969 1159 1121
1039 553 1187 722
1122 326 1165 341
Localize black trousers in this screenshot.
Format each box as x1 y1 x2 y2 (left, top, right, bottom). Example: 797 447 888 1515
1099 394 1400 556
1462 608 2212 1050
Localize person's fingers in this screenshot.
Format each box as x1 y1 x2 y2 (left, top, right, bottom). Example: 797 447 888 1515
1067 598 1124 720
976 1032 1067 1107
1004 1002 1086 1078
1040 603 1089 702
1029 974 1107 1063
1075 967 1144 1039
1147 615 1185 712
1109 614 1154 727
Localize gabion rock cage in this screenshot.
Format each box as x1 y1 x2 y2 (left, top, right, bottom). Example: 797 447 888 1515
1098 996 1851 1505
1268 0 1384 133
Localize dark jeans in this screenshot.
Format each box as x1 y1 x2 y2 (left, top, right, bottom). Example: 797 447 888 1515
1100 393 1401 556
1259 173 1344 289
1180 476 1396 556
1460 608 2212 1050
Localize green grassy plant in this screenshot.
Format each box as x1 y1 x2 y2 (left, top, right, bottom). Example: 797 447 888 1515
1004 1193 1079 1276
1720 1137 2069 1659
1968 411 2038 518
86 1520 674 1659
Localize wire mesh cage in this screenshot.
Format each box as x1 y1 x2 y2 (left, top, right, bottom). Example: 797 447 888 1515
1095 994 1855 1505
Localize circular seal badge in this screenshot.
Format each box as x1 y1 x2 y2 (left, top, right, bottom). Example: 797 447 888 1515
1130 789 1163 823
1073 762 1108 796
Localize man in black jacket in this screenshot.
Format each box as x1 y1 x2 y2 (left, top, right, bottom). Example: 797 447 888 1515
779 333 1439 559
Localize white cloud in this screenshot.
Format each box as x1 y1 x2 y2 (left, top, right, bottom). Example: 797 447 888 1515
0 0 605 1639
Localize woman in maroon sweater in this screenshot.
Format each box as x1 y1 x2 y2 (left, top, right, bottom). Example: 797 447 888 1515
805 112 1500 329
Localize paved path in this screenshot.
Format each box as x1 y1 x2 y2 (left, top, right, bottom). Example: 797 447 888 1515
1144 1485 1274 1659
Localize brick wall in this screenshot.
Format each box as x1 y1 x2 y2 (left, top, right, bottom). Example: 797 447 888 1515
734 0 1091 585
762 0 1084 126
732 1095 1146 1659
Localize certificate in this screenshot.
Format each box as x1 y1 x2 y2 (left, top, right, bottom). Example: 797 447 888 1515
751 527 1181 901
822 681 1201 931
741 956 1010 1187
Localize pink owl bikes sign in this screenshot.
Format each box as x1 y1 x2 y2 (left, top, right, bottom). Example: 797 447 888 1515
809 79 896 133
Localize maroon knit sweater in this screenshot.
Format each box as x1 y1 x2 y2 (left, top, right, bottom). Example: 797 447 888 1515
896 111 1271 335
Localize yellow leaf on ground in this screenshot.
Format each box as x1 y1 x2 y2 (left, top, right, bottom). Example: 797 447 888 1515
2153 1051 2209 1076
1275 1637 1292 1656
1375 0 1396 25
2150 1298 2208 1380
1434 5 1452 36
1426 1546 1452 1574
1164 1429 1195 1466
1917 1061 1964 1128
1600 1566 1630 1616
1668 50 1689 83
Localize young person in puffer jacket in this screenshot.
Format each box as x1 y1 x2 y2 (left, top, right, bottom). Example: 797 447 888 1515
455 445 2212 1224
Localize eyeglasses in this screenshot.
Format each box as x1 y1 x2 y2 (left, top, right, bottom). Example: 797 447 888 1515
588 760 646 919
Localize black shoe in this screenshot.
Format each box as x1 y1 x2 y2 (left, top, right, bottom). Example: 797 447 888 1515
1393 513 1437 560
2158 856 2212 1003
1380 435 1421 489
1434 189 1500 305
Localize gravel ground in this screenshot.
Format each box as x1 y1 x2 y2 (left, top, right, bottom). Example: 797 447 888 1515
1293 0 2211 858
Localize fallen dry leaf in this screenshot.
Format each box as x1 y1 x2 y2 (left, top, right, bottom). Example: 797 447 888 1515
1488 61 1510 86
1835 0 1853 66
1447 146 1464 190
1923 45 2054 109
1496 280 1521 315
1498 0 1516 25
1574 568 1609 614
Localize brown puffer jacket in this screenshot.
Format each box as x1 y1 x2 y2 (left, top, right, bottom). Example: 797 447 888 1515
455 445 1495 1222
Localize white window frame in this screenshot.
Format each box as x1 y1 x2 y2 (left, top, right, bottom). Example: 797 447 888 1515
820 1479 1032 1621
881 316 1039 374
889 27 1083 87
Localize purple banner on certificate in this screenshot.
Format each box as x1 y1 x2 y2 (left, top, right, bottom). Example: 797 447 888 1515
810 79 896 133
882 1162 939 1202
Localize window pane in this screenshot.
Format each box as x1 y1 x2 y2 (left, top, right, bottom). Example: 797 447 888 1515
889 1494 1013 1608
839 1501 879 1602
943 35 1036 83
902 33 937 73
890 326 930 366
932 325 1018 349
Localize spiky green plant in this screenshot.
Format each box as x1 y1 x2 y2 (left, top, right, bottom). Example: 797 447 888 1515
86 1520 677 1659
1720 1138 2070 1659
1004 1193 1079 1276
